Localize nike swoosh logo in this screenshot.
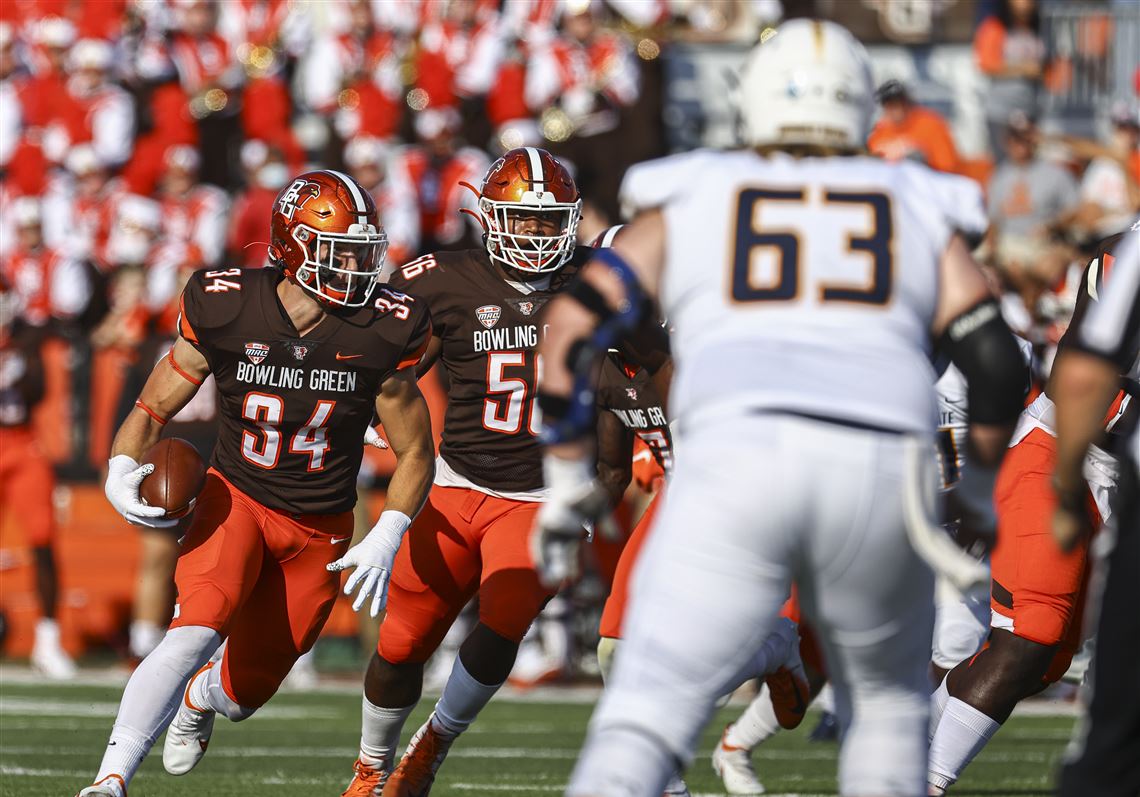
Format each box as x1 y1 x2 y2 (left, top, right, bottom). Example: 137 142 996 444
336 352 363 361
331 536 350 545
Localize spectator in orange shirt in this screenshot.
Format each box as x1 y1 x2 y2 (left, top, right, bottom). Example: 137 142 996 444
974 0 1047 157
867 80 961 174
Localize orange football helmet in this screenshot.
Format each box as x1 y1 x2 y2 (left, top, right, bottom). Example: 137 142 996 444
269 170 388 308
473 147 581 273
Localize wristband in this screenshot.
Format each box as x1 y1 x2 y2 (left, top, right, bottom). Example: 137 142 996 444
374 509 412 537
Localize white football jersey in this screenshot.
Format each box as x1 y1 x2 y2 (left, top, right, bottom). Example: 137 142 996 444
621 150 987 434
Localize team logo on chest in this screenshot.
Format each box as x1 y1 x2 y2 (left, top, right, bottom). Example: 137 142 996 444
505 296 548 317
291 343 310 361
625 387 638 400
476 305 501 329
244 342 270 365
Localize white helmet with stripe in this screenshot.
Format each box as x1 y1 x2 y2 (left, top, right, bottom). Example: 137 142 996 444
475 147 581 274
736 19 874 152
269 169 388 308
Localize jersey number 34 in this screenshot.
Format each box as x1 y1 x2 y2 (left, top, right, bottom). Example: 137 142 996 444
730 187 893 306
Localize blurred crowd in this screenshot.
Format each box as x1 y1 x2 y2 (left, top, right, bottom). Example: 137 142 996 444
1 0 1139 676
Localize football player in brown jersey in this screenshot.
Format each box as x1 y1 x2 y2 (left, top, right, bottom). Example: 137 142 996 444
76 170 436 797
340 147 589 796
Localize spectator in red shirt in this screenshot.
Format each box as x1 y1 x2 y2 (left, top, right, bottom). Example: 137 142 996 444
344 136 421 270
49 38 135 168
226 140 289 268
155 144 229 267
526 0 640 223
391 108 490 252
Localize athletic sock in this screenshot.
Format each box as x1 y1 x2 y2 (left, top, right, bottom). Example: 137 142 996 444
929 675 951 742
927 696 1001 789
94 625 220 784
724 684 782 749
431 655 503 740
360 697 415 769
815 682 836 714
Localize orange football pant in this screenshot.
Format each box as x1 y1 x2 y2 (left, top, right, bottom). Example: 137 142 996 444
600 490 825 672
377 485 555 664
170 469 352 708
990 428 1100 683
0 426 56 547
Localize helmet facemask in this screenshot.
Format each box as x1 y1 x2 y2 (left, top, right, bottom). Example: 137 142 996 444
291 221 388 308
481 194 581 274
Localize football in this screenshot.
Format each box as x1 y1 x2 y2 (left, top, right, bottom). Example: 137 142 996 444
139 438 207 519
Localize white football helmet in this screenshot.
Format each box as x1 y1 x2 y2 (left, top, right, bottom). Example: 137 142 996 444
736 19 874 151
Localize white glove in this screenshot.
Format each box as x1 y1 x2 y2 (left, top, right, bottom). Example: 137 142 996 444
363 425 389 449
105 454 177 528
532 454 611 589
326 510 411 617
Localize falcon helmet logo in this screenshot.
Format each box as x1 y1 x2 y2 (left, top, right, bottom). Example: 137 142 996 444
245 342 270 365
291 344 310 361
277 178 319 221
476 305 501 329
625 388 638 400
517 301 535 316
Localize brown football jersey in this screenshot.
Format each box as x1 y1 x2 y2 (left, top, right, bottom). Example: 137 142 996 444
597 353 673 473
178 267 431 514
387 247 590 492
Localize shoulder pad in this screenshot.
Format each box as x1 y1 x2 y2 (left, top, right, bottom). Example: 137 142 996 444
178 267 260 344
619 150 719 218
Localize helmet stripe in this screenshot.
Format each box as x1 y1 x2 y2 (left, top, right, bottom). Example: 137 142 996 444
322 169 369 225
524 147 546 189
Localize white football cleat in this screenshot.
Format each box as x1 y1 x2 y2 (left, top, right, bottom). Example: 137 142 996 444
163 666 216 775
32 618 77 680
712 727 766 794
663 771 692 796
75 774 127 796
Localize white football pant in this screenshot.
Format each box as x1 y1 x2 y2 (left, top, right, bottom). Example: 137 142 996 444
566 414 935 797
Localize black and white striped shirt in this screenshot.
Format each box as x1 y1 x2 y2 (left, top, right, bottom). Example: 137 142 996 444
1075 221 1140 468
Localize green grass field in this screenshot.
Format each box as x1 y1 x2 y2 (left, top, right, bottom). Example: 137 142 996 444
0 677 1075 797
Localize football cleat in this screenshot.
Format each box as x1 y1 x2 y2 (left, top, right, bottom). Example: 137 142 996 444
163 664 216 775
712 727 766 794
662 772 692 796
341 758 389 797
32 619 78 680
382 713 453 796
808 710 840 742
75 774 127 797
762 620 810 730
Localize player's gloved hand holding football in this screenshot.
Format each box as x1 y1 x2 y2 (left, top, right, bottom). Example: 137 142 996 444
327 510 411 617
105 454 178 528
532 454 612 588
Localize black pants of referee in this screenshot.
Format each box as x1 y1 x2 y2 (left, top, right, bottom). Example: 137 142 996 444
1058 459 1140 797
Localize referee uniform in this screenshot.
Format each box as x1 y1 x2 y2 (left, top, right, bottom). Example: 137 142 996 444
1057 224 1140 797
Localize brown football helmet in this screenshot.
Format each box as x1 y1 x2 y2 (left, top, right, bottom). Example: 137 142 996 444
269 170 388 308
474 147 581 273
